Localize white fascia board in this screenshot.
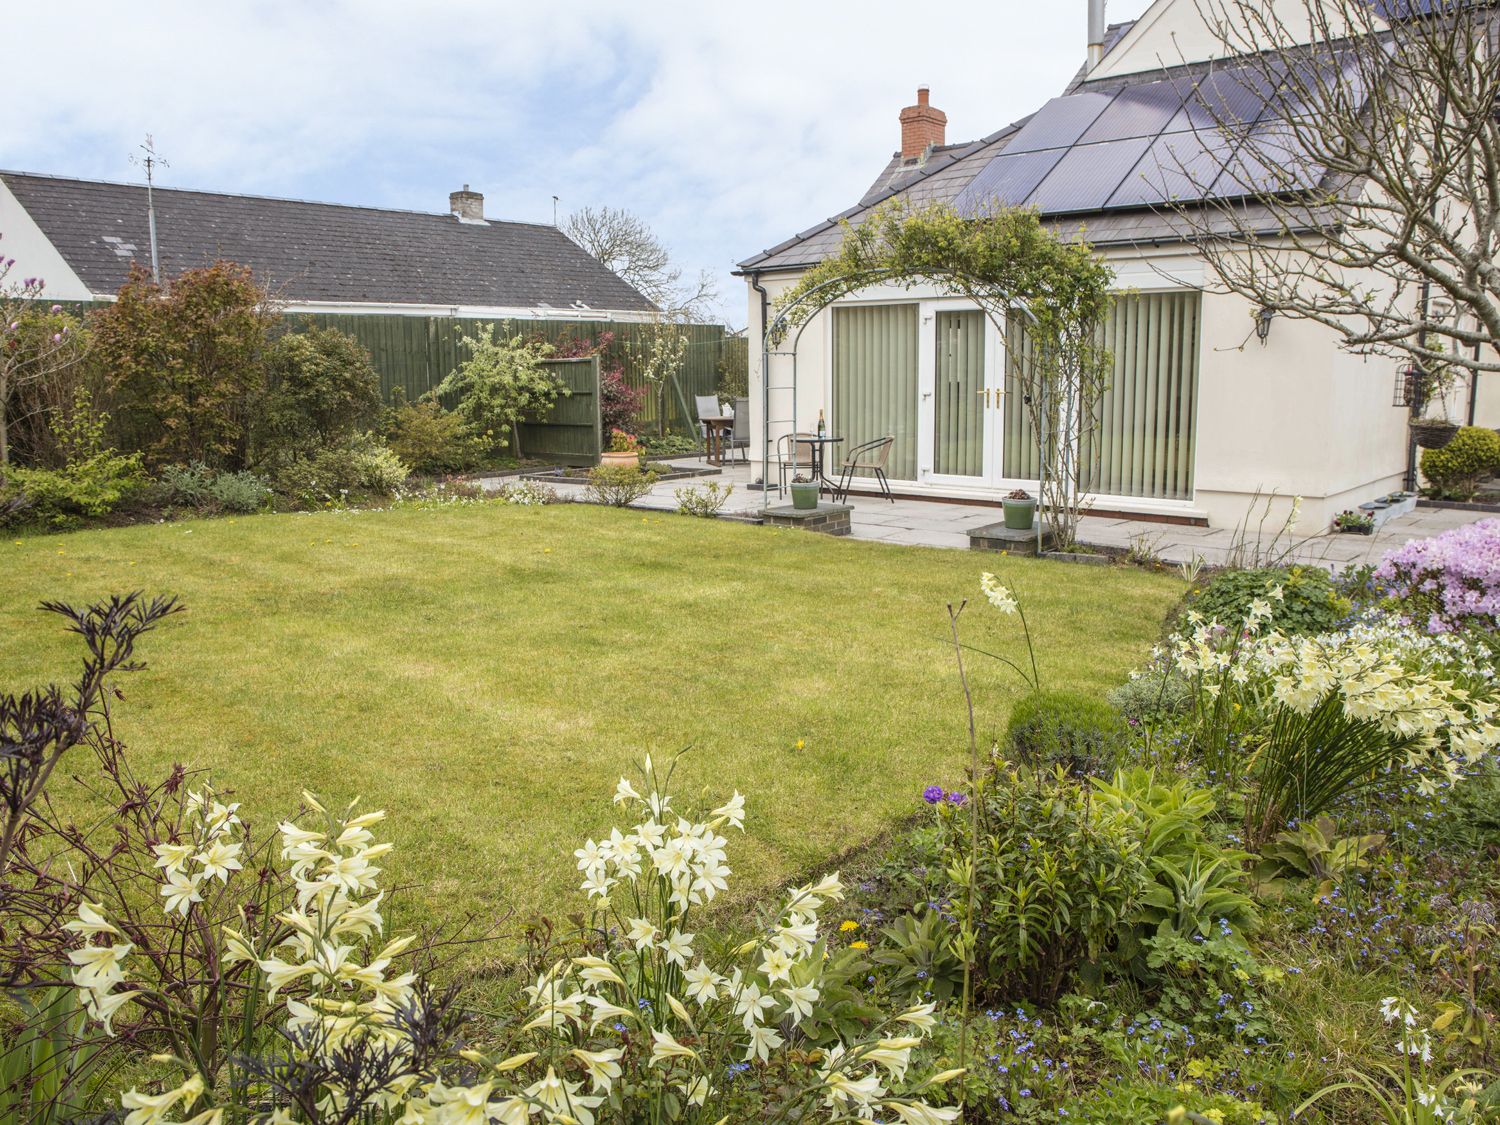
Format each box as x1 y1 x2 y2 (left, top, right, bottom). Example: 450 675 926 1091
279 300 660 322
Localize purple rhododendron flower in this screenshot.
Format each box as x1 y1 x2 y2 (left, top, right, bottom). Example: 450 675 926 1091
1376 519 1500 633
922 785 946 804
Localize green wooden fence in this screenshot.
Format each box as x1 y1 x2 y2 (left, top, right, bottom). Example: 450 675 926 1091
518 357 601 466
293 314 728 435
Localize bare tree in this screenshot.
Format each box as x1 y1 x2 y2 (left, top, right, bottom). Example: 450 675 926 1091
564 205 719 321
1168 0 1500 387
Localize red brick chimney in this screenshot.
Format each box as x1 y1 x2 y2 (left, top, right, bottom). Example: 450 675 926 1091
899 86 947 161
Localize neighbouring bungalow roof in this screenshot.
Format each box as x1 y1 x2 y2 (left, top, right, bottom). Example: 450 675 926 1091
1 171 658 313
737 18 1358 274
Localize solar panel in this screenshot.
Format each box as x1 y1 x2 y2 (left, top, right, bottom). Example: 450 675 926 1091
1164 65 1279 133
1211 119 1327 197
1004 90 1119 154
1078 80 1186 144
954 148 1069 215
1026 136 1156 213
1106 128 1241 208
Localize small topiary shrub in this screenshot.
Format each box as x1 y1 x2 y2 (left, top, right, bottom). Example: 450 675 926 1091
1182 565 1349 635
1006 690 1130 778
584 464 658 507
1420 425 1500 499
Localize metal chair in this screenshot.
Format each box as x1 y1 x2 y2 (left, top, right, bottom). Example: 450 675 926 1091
833 435 896 503
723 397 750 463
773 432 815 495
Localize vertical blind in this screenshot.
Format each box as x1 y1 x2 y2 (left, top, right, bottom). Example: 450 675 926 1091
933 311 986 477
832 304 919 481
1003 291 1200 501
1091 291 1200 501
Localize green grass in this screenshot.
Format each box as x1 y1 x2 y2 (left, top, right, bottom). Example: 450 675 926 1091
0 503 1179 932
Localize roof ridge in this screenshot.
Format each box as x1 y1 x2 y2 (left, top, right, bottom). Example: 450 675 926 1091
0 169 561 232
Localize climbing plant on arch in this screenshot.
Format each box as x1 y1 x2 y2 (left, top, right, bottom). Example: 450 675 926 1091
771 202 1116 548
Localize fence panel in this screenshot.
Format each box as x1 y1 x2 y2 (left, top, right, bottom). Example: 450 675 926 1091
292 314 727 436
518 357 601 466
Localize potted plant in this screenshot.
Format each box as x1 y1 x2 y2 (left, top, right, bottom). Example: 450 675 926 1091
1002 488 1037 530
789 475 820 510
601 429 643 468
1333 509 1375 535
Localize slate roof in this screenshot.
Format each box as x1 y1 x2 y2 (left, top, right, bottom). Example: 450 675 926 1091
2 171 657 312
737 18 1349 274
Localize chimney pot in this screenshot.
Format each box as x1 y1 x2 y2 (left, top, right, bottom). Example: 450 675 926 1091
898 86 947 162
449 185 484 221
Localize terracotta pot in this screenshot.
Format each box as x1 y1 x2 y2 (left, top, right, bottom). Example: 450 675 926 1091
600 450 640 468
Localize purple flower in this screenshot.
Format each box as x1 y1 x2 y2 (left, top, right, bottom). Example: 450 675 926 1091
49 304 61 313
945 792 968 806
922 785 946 804
1376 519 1500 632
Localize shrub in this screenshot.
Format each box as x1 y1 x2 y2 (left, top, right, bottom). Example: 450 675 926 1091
384 395 488 475
155 462 270 514
208 469 271 513
935 767 1148 1003
1005 689 1129 777
273 435 409 507
1 390 147 524
1183 566 1350 635
599 365 646 433
254 325 382 465
90 261 277 469
675 480 733 517
1375 518 1500 633
1421 425 1500 498
585 464 658 507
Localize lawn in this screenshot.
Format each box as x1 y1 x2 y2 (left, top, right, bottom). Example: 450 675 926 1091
0 502 1180 933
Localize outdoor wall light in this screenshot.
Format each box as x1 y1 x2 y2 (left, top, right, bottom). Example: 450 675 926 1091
1254 306 1277 345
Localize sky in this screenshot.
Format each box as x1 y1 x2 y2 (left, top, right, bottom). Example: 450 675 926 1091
3 0 1157 327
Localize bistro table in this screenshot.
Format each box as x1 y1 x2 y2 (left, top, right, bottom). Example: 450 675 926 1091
794 434 844 496
703 416 734 465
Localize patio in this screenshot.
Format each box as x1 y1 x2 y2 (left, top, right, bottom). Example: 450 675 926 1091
525 457 1495 570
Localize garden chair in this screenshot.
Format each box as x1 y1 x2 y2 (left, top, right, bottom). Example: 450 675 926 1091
773 432 815 495
723 397 750 463
694 395 722 442
832 435 896 503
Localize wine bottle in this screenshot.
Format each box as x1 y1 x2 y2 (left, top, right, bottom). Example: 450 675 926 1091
817 409 826 439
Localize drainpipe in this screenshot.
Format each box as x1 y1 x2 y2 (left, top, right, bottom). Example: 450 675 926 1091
1087 0 1108 73
751 271 771 490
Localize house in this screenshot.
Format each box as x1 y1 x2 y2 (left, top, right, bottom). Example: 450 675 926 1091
736 0 1492 528
0 172 657 321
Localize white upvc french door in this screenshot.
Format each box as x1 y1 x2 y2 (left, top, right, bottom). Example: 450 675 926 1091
917 302 1006 488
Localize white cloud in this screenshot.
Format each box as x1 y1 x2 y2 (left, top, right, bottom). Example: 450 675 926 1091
3 0 1156 324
